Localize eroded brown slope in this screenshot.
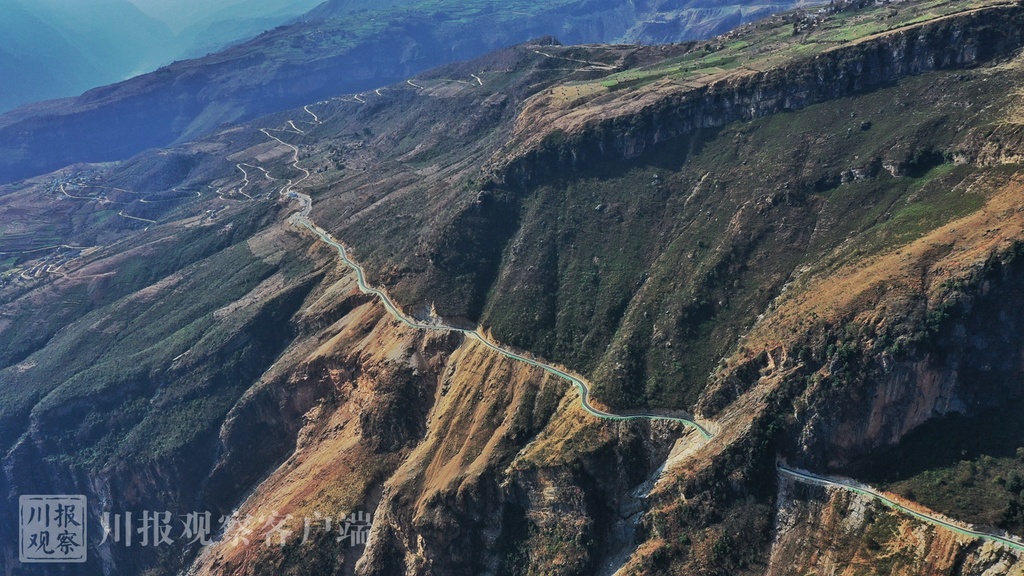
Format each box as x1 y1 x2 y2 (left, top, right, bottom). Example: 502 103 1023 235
9 2 1024 575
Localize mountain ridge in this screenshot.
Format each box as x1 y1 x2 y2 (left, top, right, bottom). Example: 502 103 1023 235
0 0 822 184
5 0 1024 574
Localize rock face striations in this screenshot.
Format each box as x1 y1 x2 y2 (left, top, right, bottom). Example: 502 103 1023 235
5 1 1024 574
494 3 1024 186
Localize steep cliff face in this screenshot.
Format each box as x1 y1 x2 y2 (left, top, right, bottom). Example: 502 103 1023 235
184 260 691 576
191 6 1024 572
767 476 1024 575
8 2 1024 574
356 358 683 576
0 220 334 575
493 3 1024 187
787 241 1024 471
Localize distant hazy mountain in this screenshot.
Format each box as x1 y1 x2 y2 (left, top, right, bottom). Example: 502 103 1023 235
128 0 323 33
0 0 822 183
0 0 174 112
0 0 325 114
308 0 823 44
4 3 1024 575
127 0 326 58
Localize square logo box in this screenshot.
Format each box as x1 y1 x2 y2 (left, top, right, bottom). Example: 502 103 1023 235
19 495 87 563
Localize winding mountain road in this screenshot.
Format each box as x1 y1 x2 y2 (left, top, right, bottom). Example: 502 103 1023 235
117 211 156 224
254 104 1024 552
294 212 714 439
532 49 617 71
779 465 1024 553
303 105 321 124
257 116 712 440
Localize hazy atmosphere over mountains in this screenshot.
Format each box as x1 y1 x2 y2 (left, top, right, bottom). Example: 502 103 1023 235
9 0 1024 575
0 0 323 113
0 0 822 184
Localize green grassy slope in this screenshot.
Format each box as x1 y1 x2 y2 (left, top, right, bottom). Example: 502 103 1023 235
3 1 1024 572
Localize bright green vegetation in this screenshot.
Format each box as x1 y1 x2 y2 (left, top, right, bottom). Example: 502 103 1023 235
477 62 1013 409
298 212 711 436
577 0 1001 93
861 395 1024 533
856 504 919 573
0 208 318 468
797 163 988 278
2 2 1021 572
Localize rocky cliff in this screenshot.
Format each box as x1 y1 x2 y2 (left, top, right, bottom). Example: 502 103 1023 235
492 2 1024 186
6 1 1024 574
768 474 1024 575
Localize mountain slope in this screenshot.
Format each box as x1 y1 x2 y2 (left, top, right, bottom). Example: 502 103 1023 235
0 0 174 112
5 1 1024 574
130 0 328 62
0 0 820 185
127 0 323 33
0 0 337 116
